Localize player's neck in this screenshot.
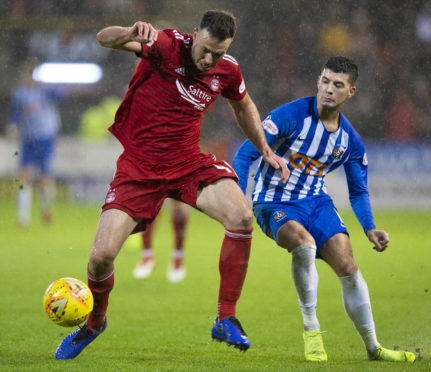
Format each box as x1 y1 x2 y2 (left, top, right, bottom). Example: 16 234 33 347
318 107 340 132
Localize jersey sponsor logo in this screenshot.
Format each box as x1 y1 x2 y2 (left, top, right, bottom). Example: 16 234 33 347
210 77 220 92
273 210 287 221
175 67 185 76
239 79 245 94
262 116 279 135
289 153 325 177
362 153 368 166
176 79 211 111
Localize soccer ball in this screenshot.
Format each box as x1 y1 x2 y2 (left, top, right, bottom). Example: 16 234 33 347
43 277 93 327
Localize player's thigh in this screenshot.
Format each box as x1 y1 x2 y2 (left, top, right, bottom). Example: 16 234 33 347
196 177 253 230
277 220 315 252
90 208 138 267
169 198 189 218
319 233 358 276
253 202 313 251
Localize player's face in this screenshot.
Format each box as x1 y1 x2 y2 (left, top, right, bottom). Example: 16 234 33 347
317 69 356 110
192 28 232 72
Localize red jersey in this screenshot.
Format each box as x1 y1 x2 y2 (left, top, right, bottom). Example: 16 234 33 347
109 29 247 180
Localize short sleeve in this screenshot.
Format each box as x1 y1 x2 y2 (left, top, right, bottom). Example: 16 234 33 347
136 30 175 60
221 59 247 101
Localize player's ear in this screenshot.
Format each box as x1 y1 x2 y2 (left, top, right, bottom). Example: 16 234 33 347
193 27 198 40
348 85 356 99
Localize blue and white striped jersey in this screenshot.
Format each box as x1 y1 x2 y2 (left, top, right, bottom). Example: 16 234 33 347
233 96 375 232
9 85 64 141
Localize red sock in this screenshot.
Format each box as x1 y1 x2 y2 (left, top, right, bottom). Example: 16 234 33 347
218 229 252 320
142 221 155 250
172 211 188 251
86 267 114 331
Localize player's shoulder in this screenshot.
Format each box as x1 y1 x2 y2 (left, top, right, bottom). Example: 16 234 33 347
159 29 192 48
340 113 365 154
340 113 362 141
221 54 239 67
211 54 241 75
270 96 314 121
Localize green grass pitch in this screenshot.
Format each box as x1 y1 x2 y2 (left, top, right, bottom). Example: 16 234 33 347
0 199 430 371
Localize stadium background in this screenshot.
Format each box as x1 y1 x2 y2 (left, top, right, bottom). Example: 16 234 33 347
0 0 430 208
0 1 430 371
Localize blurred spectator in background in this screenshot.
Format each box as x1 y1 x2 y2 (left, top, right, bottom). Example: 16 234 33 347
414 76 431 139
7 59 65 228
317 2 352 58
79 96 121 142
386 88 419 141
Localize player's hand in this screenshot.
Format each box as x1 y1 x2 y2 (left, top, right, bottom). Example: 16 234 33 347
128 21 158 44
366 229 389 252
262 151 290 183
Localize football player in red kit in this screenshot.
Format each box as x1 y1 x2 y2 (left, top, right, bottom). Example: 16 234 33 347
55 10 288 359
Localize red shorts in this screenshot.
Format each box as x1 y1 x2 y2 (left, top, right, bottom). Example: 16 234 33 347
102 152 238 232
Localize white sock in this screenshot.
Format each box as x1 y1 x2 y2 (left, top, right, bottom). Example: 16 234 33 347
172 249 184 259
339 270 379 353
141 249 154 258
17 185 32 225
291 244 320 331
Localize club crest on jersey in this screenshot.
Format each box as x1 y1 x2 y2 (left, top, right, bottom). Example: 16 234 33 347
273 210 287 221
332 144 346 160
262 116 279 135
210 77 220 92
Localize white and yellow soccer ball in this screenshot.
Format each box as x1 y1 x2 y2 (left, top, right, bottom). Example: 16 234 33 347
43 277 93 327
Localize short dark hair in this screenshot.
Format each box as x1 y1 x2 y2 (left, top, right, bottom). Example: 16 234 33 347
323 56 359 85
199 10 237 40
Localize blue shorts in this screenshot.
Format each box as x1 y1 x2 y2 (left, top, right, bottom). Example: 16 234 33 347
253 194 348 255
20 137 56 175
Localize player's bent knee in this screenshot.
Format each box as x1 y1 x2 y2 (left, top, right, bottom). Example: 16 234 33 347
89 250 116 271
336 260 358 277
225 206 253 230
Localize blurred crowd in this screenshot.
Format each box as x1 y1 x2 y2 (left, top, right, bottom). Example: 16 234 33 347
1 0 430 145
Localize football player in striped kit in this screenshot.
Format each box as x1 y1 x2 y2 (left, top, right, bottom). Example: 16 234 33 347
233 56 415 363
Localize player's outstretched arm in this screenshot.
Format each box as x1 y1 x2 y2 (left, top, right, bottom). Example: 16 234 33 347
96 22 158 53
366 229 389 252
229 94 289 183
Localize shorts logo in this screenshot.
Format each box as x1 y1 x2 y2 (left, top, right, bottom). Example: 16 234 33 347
262 116 279 135
273 210 287 221
105 190 116 203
